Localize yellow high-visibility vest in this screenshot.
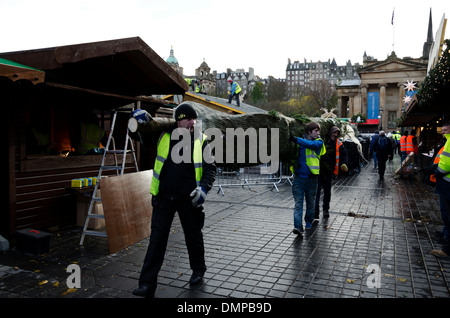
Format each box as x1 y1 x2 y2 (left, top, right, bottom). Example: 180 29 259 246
305 139 326 175
437 134 450 183
150 132 206 196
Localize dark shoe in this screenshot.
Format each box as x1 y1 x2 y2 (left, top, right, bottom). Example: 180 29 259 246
292 227 303 235
323 211 330 218
189 270 205 285
132 284 155 298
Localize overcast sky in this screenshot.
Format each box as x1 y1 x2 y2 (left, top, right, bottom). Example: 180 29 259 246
0 0 448 79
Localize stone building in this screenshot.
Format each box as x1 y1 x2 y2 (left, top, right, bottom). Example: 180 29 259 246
285 58 360 96
195 59 216 95
356 53 427 131
336 10 434 132
214 67 258 98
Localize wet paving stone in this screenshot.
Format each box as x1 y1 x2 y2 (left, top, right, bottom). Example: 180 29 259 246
1 156 449 299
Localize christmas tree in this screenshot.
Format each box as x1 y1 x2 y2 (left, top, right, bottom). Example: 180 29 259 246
416 39 450 111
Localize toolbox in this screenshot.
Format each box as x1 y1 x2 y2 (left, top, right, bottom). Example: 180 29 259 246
16 228 52 254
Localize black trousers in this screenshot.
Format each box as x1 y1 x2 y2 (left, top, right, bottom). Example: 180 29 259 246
228 92 240 106
315 173 333 213
138 196 206 291
377 155 388 177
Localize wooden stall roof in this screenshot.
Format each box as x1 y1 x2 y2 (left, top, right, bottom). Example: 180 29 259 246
0 57 45 84
0 37 187 109
401 94 443 126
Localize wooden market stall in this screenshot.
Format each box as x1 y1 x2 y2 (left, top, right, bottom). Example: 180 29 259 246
1 37 187 238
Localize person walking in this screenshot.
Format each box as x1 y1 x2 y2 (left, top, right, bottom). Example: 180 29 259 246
373 130 393 179
133 103 216 297
392 130 401 154
432 123 450 257
370 130 379 169
289 122 326 235
227 78 242 107
314 126 348 219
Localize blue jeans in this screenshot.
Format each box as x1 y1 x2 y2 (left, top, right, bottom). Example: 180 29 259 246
292 175 318 230
372 151 377 168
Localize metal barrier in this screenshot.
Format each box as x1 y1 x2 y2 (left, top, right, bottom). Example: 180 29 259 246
213 162 293 195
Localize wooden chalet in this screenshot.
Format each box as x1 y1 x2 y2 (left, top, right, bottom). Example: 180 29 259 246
1 37 187 238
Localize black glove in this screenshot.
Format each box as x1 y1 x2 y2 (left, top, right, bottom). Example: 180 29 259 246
289 133 297 143
435 168 445 180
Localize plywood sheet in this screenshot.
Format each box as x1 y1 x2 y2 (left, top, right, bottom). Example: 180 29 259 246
100 170 153 254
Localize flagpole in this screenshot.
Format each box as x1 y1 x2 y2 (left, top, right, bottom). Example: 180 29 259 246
392 8 395 52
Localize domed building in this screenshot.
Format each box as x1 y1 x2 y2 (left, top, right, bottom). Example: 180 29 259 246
166 46 183 75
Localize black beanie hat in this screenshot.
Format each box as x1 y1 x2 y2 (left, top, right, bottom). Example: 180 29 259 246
174 103 197 121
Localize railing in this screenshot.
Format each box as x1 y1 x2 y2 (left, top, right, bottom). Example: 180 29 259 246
213 162 293 195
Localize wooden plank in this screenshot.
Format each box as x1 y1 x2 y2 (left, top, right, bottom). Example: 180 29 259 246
100 170 153 254
395 152 415 174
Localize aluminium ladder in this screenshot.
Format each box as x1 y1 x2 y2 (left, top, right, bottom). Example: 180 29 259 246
79 106 139 246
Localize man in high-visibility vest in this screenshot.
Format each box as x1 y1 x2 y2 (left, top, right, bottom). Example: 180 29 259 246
406 129 417 155
227 78 242 107
315 126 348 219
289 122 326 235
432 123 450 257
399 130 409 163
195 80 206 94
392 130 401 154
429 145 449 249
133 103 216 297
185 78 195 92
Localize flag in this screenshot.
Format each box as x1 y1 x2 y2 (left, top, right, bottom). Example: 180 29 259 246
391 9 394 25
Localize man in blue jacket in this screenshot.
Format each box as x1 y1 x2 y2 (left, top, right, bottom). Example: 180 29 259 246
227 78 242 107
290 122 326 235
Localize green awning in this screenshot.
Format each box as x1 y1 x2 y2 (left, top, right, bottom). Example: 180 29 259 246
0 57 45 83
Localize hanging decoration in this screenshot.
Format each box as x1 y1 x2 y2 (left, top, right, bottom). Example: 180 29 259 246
403 80 418 92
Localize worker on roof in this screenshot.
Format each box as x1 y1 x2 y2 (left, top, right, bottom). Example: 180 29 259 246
196 80 206 95
227 78 241 107
184 78 195 92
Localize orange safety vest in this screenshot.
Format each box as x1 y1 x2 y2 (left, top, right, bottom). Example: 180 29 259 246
406 135 414 153
430 147 444 183
400 136 407 152
333 140 342 176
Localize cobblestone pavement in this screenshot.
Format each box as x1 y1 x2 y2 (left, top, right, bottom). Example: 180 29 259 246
1 155 449 300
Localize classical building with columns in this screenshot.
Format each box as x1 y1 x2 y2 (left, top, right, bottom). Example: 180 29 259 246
357 53 427 131
337 10 434 132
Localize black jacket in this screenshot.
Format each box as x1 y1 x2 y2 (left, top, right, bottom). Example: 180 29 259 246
158 129 216 200
373 135 393 160
320 139 348 176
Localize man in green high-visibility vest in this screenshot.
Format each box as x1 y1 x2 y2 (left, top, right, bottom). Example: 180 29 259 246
289 122 326 235
133 103 216 298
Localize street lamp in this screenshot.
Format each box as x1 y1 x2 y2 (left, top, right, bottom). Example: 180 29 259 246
378 106 383 131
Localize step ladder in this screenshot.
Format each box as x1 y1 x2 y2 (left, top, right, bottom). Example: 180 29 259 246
79 105 139 246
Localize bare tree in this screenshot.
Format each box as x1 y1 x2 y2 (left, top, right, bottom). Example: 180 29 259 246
306 79 337 111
